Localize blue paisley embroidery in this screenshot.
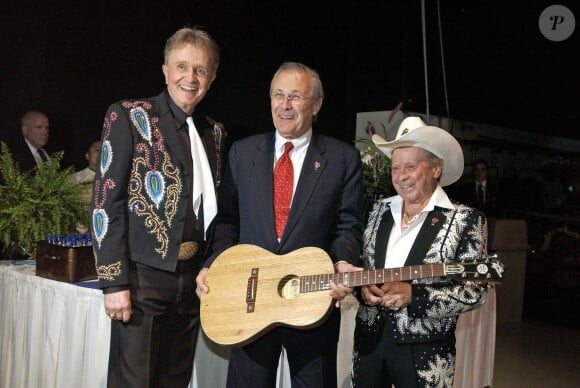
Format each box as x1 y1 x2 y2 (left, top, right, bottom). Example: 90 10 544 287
100 140 112 175
130 107 152 144
145 170 165 209
92 208 109 248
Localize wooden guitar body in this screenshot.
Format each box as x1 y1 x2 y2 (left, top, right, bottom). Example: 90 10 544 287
201 244 334 346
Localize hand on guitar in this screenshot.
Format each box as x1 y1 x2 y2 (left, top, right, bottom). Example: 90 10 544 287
361 281 412 311
195 267 209 298
330 262 362 308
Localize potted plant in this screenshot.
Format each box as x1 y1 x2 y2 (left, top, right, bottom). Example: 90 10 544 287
0 141 89 259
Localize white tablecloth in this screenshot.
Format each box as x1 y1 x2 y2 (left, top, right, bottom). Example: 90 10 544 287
454 285 497 388
0 262 231 388
0 262 110 388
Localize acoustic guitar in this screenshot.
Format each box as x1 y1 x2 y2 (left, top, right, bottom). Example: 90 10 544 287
200 244 503 346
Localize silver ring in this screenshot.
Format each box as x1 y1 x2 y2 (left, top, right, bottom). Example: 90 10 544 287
109 313 115 319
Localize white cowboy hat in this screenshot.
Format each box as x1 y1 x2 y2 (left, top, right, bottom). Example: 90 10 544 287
372 116 464 186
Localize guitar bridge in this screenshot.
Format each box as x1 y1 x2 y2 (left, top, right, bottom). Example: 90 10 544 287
246 268 259 313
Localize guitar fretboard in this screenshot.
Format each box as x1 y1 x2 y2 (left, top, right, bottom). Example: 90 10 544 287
300 264 447 293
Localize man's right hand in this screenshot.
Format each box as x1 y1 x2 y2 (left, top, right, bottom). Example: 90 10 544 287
104 290 132 323
195 267 210 298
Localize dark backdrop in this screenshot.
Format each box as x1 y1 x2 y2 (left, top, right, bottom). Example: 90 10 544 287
1 1 577 170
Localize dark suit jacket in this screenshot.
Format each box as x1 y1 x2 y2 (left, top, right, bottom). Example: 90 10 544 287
91 91 226 289
207 131 364 349
6 138 53 173
455 180 500 216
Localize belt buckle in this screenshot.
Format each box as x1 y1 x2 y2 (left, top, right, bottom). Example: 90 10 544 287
178 241 199 261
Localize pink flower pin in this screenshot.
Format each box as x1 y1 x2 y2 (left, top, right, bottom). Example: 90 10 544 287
314 161 321 171
431 217 439 225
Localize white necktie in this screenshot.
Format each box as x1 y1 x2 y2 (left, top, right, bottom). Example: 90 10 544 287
186 117 217 239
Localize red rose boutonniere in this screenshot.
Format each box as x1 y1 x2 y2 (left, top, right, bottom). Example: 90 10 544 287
431 217 439 226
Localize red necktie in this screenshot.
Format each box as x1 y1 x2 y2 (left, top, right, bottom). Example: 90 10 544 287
274 142 294 239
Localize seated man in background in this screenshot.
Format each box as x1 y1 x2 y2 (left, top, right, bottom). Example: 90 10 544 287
71 138 101 203
9 110 52 172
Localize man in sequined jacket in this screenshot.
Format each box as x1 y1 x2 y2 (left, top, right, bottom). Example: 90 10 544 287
352 117 499 388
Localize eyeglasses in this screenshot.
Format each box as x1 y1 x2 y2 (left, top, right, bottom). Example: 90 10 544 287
270 92 310 104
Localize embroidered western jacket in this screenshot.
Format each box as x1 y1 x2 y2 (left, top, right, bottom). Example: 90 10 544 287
91 92 226 289
355 198 489 345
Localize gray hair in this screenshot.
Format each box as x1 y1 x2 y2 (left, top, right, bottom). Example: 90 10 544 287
164 27 220 72
269 62 324 101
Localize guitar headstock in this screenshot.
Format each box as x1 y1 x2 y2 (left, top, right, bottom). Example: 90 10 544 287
444 254 504 283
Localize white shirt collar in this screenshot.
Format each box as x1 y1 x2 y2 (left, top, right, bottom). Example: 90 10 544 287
387 184 455 215
24 138 40 154
274 129 312 158
25 139 45 164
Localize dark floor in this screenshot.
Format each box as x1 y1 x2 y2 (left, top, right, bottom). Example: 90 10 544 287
492 319 580 387
492 252 580 387
523 252 580 329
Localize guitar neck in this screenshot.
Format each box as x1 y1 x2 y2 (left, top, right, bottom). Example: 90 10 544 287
300 263 447 293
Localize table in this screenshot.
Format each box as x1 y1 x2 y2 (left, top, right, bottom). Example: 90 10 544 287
0 262 231 388
0 262 110 388
1 263 495 388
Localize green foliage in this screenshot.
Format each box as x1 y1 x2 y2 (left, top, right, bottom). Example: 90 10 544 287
356 123 395 219
0 141 90 258
361 149 393 202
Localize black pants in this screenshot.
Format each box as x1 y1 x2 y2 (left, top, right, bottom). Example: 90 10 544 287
107 260 200 388
352 329 456 387
226 311 341 388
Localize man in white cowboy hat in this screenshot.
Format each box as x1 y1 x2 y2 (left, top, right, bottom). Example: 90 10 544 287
351 116 492 387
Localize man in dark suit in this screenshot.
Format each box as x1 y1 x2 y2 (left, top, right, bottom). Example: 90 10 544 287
9 110 51 172
196 62 364 387
455 159 501 216
91 27 227 388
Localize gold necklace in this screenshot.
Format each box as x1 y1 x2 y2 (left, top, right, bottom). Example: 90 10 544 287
402 212 419 228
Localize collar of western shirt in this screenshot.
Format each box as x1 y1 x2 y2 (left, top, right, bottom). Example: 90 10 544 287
389 185 455 218
164 90 189 130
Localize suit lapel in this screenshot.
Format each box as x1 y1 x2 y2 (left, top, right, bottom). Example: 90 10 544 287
373 207 449 267
373 210 394 269
193 114 219 183
253 133 277 244
405 208 448 265
152 94 187 170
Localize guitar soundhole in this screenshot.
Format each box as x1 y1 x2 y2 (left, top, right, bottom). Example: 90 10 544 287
279 275 300 300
